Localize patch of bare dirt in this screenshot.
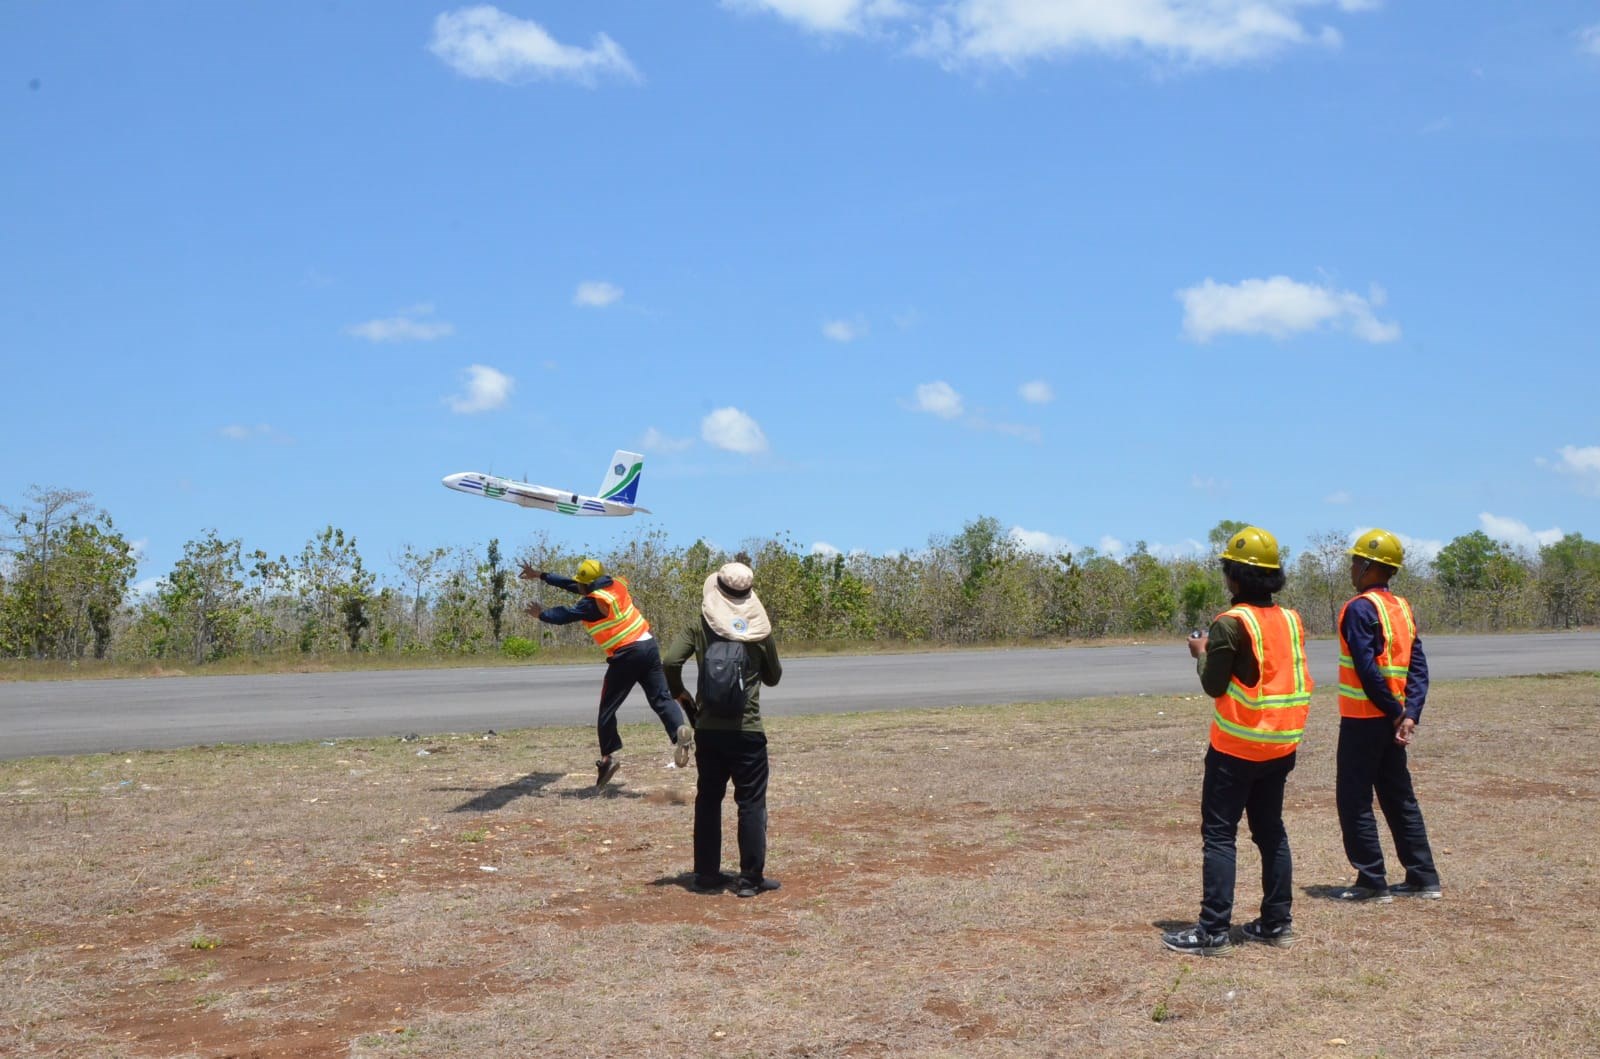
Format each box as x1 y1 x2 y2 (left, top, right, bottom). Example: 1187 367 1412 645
3 674 1599 1057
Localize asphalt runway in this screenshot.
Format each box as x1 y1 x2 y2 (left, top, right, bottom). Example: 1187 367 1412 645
2 632 1595 759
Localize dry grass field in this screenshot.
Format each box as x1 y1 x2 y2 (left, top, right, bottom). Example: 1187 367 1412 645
2 673 1596 1058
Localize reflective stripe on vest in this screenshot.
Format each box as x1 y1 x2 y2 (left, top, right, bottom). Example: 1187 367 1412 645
582 577 650 657
1210 604 1314 762
1336 590 1415 719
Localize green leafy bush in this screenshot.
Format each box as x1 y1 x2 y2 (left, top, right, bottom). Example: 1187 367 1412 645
500 636 539 659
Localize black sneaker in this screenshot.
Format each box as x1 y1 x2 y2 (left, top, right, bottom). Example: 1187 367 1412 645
1161 926 1232 957
595 756 621 788
735 877 781 899
1391 882 1442 900
1331 883 1392 904
1240 919 1296 948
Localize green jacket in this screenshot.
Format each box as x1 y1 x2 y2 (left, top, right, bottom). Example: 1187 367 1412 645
661 619 782 733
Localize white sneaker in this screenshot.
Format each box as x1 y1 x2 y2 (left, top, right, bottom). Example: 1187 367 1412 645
674 725 695 769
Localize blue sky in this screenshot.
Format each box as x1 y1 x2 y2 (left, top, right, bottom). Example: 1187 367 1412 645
4 1 1598 589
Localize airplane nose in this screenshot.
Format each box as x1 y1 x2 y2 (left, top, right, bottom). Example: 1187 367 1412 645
442 473 463 489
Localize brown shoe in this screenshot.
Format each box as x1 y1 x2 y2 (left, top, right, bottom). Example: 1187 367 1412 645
673 725 695 768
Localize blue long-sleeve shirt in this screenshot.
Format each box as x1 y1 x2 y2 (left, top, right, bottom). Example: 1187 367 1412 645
1340 589 1429 724
535 572 611 624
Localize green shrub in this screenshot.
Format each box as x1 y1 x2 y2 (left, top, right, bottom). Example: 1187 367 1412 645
501 636 539 660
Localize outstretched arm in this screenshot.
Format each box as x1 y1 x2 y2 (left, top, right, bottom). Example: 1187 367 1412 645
540 573 591 595
534 598 603 625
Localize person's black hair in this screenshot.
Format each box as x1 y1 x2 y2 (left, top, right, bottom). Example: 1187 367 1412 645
1362 560 1399 581
1221 559 1286 598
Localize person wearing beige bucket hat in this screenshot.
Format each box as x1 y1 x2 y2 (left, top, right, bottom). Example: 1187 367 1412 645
663 561 784 898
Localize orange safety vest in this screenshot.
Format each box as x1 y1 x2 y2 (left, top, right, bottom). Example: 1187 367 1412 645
582 576 650 657
1337 589 1416 719
1209 603 1314 762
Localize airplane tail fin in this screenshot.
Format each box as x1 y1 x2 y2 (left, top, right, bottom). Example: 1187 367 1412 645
598 450 644 506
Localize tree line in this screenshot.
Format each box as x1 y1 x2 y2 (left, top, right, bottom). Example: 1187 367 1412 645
3 486 1597 665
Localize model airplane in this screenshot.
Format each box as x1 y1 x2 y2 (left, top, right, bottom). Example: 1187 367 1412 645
442 449 651 517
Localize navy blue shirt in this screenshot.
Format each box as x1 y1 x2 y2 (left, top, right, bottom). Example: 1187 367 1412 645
1341 588 1430 724
535 572 612 625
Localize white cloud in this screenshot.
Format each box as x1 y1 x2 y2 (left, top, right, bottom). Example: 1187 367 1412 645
908 382 1039 441
1018 379 1054 404
430 6 639 85
639 426 695 453
1390 531 1443 564
912 380 964 419
1009 526 1074 555
1579 24 1600 56
1149 539 1207 560
1098 535 1126 557
447 364 514 414
574 280 623 307
1478 512 1563 553
1543 444 1600 495
1178 276 1400 343
346 304 454 343
822 317 868 342
701 407 770 454
916 0 1371 68
1324 489 1352 505
723 0 911 34
811 541 843 557
131 576 164 599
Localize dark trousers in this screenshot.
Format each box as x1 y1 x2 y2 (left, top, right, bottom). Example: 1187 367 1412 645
1337 716 1439 889
595 639 687 758
694 730 770 883
1199 746 1296 936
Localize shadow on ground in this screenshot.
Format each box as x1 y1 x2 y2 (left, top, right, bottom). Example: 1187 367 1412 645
650 871 735 894
1303 883 1374 901
437 773 565 811
438 773 648 811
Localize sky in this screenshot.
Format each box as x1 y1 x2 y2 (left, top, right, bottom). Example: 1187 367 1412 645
3 1 1598 591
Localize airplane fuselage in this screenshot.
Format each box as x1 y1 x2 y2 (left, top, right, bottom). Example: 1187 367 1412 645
441 473 650 517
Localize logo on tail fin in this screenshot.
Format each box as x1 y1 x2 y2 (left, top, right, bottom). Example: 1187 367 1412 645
598 450 644 506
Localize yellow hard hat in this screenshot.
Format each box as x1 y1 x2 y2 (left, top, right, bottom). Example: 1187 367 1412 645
1349 528 1403 569
575 558 605 584
1218 526 1281 570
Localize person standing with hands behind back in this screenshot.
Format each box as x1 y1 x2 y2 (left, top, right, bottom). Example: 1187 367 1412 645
662 562 783 898
1331 529 1441 903
1164 526 1314 957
